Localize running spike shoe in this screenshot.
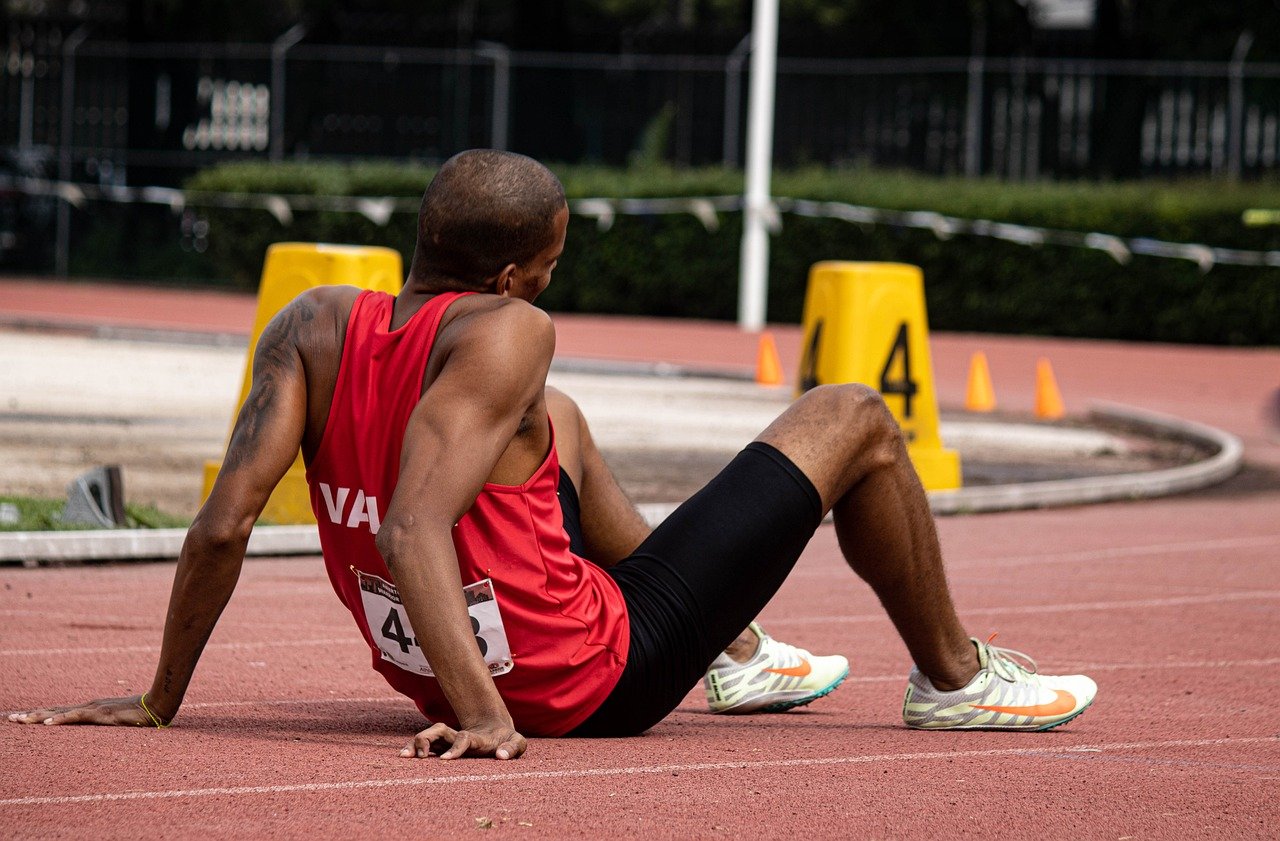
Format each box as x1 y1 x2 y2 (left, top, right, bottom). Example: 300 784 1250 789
902 636 1097 731
704 622 850 714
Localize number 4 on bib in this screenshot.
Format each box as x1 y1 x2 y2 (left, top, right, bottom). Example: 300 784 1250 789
353 568 514 677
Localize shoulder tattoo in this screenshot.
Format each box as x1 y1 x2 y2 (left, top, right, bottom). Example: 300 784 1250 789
222 302 310 471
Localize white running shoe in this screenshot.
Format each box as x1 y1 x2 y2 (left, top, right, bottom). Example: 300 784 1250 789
902 636 1097 731
704 623 850 714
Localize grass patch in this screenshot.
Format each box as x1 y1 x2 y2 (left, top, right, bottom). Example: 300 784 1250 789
0 495 192 532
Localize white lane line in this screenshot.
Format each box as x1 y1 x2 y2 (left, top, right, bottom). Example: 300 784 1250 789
1 736 1273 807
0 608 345 635
3 697 411 719
48 586 337 602
182 696 405 710
0 638 353 657
770 589 1280 627
51 656 1280 708
837 657 1280 684
0 610 151 623
953 534 1280 570
787 534 1280 579
8 591 1278 657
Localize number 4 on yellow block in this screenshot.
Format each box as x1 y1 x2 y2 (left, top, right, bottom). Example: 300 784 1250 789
797 262 961 491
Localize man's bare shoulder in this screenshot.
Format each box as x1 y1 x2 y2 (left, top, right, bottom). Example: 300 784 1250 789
270 285 362 351
290 285 363 324
444 296 555 357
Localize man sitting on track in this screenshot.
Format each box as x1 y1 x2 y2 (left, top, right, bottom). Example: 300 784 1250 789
9 150 1096 758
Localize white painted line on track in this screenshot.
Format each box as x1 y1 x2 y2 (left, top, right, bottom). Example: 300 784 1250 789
1 736 1273 807
74 657 1280 707
171 657 1280 705
791 534 1280 579
4 696 410 718
0 638 352 657
48 585 337 602
949 534 1280 571
836 657 1280 684
0 608 346 635
182 696 405 710
8 591 1278 656
771 589 1280 627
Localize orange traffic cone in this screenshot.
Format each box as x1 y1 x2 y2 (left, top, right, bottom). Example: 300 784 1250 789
1035 357 1065 419
756 332 784 386
964 352 997 412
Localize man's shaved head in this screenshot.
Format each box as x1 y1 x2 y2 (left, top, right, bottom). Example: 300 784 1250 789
408 150 566 290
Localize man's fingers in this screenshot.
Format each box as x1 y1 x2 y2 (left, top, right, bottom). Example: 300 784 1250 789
44 705 123 726
402 724 455 758
42 708 88 725
8 709 57 724
495 734 526 760
8 705 82 724
399 724 524 760
439 731 471 760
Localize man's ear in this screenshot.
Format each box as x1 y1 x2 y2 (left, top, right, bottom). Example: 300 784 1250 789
493 263 519 297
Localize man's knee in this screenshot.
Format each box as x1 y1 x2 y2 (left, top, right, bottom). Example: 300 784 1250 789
802 383 904 462
546 387 587 438
545 385 580 418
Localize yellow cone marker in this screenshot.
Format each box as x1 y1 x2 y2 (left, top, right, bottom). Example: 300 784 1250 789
964 352 997 412
755 332 785 386
1034 357 1065 419
202 243 404 524
797 262 960 491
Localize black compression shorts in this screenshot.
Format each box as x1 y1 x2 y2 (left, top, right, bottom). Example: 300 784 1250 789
561 441 824 737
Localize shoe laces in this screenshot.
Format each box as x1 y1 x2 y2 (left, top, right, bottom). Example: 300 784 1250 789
982 634 1039 683
759 634 809 666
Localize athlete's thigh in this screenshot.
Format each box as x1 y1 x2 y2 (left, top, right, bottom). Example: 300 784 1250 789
571 442 824 737
618 442 824 673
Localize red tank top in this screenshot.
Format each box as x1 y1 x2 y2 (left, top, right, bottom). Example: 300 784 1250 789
306 290 628 737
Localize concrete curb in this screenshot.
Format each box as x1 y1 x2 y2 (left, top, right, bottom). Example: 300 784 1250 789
0 401 1243 565
0 315 249 348
926 402 1242 515
0 525 321 566
550 356 753 382
1 316 757 379
639 401 1243 524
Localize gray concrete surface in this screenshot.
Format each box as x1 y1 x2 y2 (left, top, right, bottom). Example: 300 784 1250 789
0 328 1241 563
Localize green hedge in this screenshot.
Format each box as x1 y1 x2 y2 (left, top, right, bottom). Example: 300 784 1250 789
176 163 1280 345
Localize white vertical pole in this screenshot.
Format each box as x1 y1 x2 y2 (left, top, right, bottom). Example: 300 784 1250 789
476 41 510 151
270 24 307 162
1227 31 1254 181
56 25 91 278
737 0 778 332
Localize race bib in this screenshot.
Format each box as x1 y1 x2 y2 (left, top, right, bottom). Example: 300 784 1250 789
353 568 513 678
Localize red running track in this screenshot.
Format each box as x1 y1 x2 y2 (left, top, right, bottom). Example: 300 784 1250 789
2 276 1279 838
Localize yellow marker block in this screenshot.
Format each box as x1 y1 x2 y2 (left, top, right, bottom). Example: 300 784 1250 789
797 262 960 491
202 243 404 523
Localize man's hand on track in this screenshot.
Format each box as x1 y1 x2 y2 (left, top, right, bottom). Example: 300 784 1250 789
401 720 527 760
8 695 158 727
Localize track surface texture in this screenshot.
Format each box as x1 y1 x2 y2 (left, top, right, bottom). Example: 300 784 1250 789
3 278 1280 839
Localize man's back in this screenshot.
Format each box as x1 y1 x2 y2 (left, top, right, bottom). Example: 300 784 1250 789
291 286 552 486
302 288 629 736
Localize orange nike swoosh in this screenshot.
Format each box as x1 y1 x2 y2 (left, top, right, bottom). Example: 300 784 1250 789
764 660 812 678
970 689 1077 717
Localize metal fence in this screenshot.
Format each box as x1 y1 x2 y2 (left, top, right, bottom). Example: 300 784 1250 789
5 28 1280 190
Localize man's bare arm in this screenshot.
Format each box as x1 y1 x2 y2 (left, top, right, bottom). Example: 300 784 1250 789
9 298 311 727
546 387 650 567
376 302 553 760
